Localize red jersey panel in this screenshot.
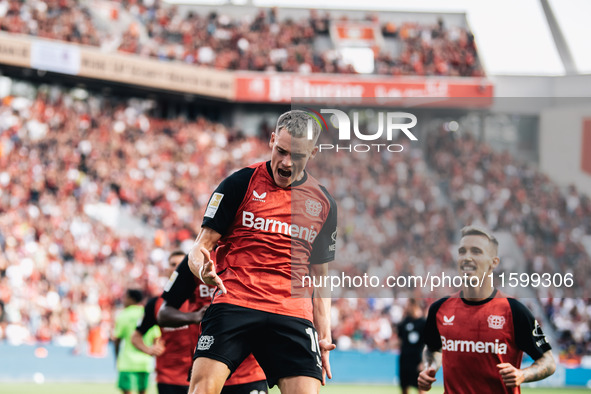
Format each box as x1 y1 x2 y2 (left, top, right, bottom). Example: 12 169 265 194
160 256 266 385
423 290 551 394
153 297 200 386
203 162 337 321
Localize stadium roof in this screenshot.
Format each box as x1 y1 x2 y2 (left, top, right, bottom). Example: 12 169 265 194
167 0 591 77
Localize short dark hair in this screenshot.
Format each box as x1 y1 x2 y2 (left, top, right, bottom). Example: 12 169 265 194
169 250 185 261
461 225 499 255
276 110 321 143
126 289 144 303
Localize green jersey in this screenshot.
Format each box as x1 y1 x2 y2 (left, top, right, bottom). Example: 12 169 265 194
114 304 160 372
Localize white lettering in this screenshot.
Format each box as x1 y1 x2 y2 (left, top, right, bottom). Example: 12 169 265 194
254 217 265 230
199 284 211 298
440 336 507 355
242 211 317 242
242 211 254 227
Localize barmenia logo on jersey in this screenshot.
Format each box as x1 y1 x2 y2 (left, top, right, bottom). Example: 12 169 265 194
441 336 508 354
242 211 318 242
198 335 214 350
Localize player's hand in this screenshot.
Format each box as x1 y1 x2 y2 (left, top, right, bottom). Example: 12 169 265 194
190 305 209 324
189 246 227 294
319 339 336 385
417 366 437 391
497 363 525 387
150 339 165 357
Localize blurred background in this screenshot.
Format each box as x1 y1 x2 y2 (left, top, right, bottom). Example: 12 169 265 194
0 0 590 389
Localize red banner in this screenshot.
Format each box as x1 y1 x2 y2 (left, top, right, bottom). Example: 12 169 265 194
234 73 493 107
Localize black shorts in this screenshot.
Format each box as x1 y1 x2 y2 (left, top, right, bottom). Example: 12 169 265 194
221 380 267 394
195 303 323 388
157 382 189 394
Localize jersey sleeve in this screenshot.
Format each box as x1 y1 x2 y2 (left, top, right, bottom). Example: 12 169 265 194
161 256 198 309
202 167 255 236
136 297 158 335
508 298 552 360
423 297 448 352
309 186 337 265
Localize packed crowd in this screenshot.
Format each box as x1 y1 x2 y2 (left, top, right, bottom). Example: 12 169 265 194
0 0 102 46
0 84 588 362
0 0 483 76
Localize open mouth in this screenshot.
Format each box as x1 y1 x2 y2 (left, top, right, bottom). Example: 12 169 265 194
461 264 476 273
278 168 292 179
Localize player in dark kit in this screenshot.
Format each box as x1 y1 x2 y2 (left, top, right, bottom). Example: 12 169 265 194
187 110 338 394
417 226 555 394
397 299 426 394
158 254 267 393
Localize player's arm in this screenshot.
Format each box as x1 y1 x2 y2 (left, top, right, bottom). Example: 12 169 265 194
131 330 164 357
158 255 207 327
132 297 165 357
497 350 555 387
418 298 447 391
112 315 124 362
309 187 338 385
112 337 121 362
417 347 442 391
190 168 254 293
188 227 224 292
158 302 208 328
497 299 555 387
310 262 336 385
422 346 443 371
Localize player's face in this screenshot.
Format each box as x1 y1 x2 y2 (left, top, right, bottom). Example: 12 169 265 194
269 128 318 188
167 254 185 278
457 235 499 282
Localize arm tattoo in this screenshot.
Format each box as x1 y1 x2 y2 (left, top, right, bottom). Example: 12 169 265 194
422 347 442 370
523 351 556 383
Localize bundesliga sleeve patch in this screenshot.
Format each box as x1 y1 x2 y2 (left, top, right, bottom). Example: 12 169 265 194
163 271 178 292
204 193 224 218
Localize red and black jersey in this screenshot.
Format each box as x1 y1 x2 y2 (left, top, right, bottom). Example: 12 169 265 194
202 161 337 321
161 257 266 386
423 289 552 394
136 296 201 386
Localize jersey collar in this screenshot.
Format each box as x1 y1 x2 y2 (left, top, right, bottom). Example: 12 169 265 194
460 288 498 306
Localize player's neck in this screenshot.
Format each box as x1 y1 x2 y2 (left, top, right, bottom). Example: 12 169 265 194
462 286 495 302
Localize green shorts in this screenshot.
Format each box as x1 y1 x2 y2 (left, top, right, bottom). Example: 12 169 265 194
117 371 150 392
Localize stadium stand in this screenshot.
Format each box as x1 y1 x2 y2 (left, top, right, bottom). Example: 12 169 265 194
0 0 483 75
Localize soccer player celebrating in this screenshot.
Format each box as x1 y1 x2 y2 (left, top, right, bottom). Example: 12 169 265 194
418 226 556 393
187 110 338 394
